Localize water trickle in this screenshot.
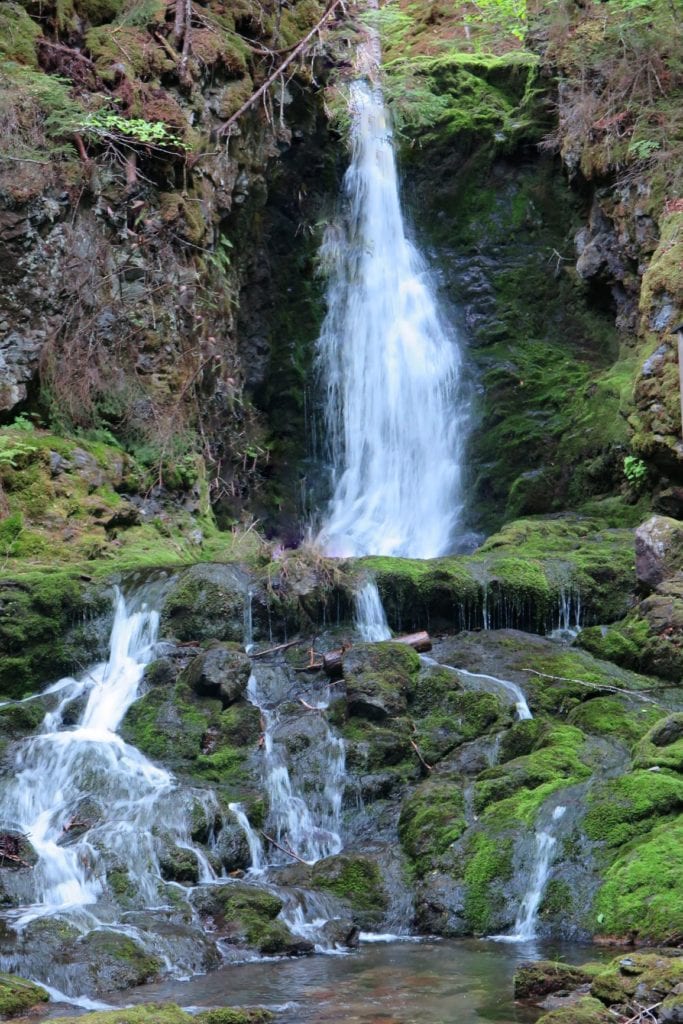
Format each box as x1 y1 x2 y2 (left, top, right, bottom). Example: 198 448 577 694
228 802 265 875
493 805 567 942
548 584 582 641
315 61 467 558
354 581 391 642
422 660 533 722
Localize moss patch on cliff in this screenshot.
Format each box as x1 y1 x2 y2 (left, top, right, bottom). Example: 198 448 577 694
399 777 466 876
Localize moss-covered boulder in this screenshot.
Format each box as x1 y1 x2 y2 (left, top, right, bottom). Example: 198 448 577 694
275 853 388 929
398 776 466 876
0 973 48 1018
635 516 683 590
514 960 594 999
161 565 251 644
634 714 683 773
191 882 312 956
590 954 683 1008
535 997 612 1024
0 573 101 699
343 642 420 720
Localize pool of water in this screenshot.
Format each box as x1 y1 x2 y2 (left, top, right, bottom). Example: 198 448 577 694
54 938 607 1024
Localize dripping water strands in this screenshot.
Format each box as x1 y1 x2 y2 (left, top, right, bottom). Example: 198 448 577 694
315 45 468 559
548 584 583 642
491 805 567 943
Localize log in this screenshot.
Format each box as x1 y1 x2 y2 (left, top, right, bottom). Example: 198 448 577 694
322 631 432 679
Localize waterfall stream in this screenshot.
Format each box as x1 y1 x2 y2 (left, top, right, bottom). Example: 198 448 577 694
315 53 467 559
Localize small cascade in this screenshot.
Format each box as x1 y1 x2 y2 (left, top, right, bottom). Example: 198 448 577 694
354 580 391 641
421 659 533 722
228 802 265 875
244 671 345 866
315 37 468 559
0 582 220 988
494 805 567 942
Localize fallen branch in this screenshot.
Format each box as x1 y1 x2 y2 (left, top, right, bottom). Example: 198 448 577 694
218 0 345 136
260 831 308 865
522 668 659 704
410 738 433 773
250 638 301 659
323 631 432 678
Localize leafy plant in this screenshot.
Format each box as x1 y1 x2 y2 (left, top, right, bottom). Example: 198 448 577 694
77 110 190 152
0 436 38 468
624 455 647 486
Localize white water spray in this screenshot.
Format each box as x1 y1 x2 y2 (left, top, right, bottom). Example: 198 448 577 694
316 66 467 558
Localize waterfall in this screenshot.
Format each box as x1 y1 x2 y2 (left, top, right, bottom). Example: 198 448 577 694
355 580 391 641
0 584 215 952
455 668 533 721
228 802 265 875
315 55 467 558
493 805 567 942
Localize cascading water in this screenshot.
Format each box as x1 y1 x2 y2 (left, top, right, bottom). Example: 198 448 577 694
243 671 345 866
355 580 391 642
493 805 567 942
315 47 468 559
0 583 220 989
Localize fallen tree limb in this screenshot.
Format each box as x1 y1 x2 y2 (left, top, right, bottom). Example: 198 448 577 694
218 0 345 136
260 831 308 865
522 668 659 704
410 738 433 773
250 638 301 659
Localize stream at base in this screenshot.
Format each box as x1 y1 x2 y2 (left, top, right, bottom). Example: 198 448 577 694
44 938 609 1023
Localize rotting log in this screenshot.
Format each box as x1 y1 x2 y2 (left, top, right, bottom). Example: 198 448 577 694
322 631 432 679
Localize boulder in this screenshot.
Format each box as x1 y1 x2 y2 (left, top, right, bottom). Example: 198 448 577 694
635 515 683 590
343 642 420 720
183 646 251 707
514 961 594 1000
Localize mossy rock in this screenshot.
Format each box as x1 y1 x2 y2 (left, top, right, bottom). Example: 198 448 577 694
181 645 251 707
343 641 420 720
514 960 594 999
0 973 48 1017
583 770 683 849
0 574 96 700
192 882 311 956
46 1007 273 1024
411 690 507 765
633 714 683 773
74 930 162 989
75 0 125 25
0 3 41 65
536 997 612 1024
398 776 466 876
591 953 683 1006
592 819 683 942
161 564 250 644
474 725 591 816
567 697 664 746
276 853 388 928
461 830 514 934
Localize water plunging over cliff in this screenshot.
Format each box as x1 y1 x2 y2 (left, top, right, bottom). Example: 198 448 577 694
316 71 467 559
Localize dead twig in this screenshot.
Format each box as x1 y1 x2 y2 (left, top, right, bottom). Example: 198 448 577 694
260 831 308 865
522 668 659 704
250 638 301 659
218 0 345 136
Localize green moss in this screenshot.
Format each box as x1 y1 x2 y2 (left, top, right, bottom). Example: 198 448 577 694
0 4 41 65
0 973 48 1017
539 879 573 920
583 770 683 848
195 1012 274 1024
633 713 683 773
412 691 506 765
462 831 514 934
474 725 591 816
309 855 388 912
536 997 612 1024
578 619 651 670
46 1006 202 1024
398 777 466 876
0 573 92 699
567 698 664 745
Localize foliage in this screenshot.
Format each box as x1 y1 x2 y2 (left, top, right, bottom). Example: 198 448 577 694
623 455 647 485
77 110 191 152
0 61 83 162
